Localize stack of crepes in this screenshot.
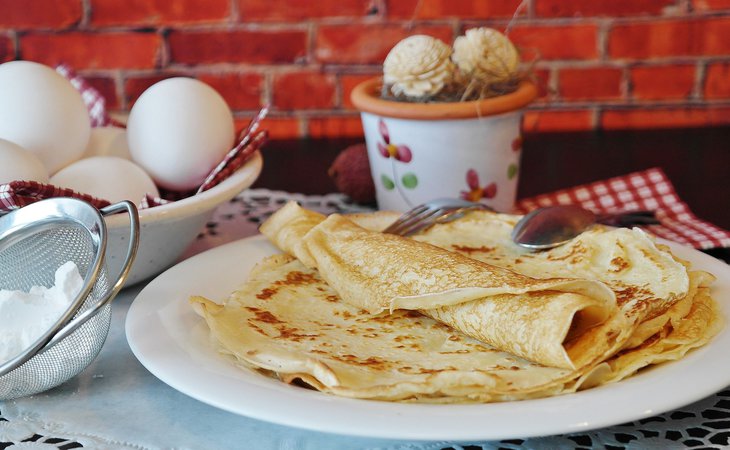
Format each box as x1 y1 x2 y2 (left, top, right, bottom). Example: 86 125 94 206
190 202 723 403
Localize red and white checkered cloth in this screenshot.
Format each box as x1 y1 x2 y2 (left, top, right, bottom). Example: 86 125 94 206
0 181 111 211
55 64 111 128
196 106 268 194
515 167 730 250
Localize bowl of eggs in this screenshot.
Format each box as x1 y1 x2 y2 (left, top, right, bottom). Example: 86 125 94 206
0 61 263 286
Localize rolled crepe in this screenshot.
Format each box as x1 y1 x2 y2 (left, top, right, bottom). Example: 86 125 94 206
260 202 622 369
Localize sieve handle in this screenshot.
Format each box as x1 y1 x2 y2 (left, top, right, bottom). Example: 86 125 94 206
98 201 141 295
46 201 140 347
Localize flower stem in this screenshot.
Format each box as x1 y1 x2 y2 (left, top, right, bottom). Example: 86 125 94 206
392 159 412 207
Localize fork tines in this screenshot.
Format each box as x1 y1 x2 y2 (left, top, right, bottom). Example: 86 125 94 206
382 198 489 237
383 205 452 236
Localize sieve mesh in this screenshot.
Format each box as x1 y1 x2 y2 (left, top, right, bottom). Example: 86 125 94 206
0 225 94 290
0 223 113 400
0 198 138 401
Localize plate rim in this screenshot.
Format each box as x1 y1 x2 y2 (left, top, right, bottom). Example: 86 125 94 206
125 234 730 441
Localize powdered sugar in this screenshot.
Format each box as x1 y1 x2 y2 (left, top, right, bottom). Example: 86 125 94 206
0 261 83 363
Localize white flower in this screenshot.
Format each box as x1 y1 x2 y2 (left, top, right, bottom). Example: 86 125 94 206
383 35 455 98
453 27 520 84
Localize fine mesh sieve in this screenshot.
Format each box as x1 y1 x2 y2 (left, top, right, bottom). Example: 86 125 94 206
0 197 139 400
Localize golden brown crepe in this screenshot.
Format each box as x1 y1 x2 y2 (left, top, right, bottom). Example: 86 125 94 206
190 255 576 402
260 202 622 370
374 210 696 353
189 250 720 402
190 203 722 403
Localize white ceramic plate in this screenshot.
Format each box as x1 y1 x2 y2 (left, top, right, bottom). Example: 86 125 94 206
126 236 730 441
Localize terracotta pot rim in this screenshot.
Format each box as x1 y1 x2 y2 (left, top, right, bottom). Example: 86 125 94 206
350 78 538 120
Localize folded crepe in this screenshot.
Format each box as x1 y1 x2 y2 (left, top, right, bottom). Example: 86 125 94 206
259 202 626 370
382 209 697 351
191 254 578 402
190 206 721 401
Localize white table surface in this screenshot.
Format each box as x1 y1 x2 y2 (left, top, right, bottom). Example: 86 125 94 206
2 189 728 450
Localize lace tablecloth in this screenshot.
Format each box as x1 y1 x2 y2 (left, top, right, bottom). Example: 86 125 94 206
2 189 729 450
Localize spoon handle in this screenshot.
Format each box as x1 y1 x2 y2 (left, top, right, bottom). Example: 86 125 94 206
596 210 660 227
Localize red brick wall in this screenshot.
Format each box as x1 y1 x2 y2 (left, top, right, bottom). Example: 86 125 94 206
2 0 729 138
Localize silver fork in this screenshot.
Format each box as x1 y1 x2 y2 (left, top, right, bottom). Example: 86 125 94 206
383 198 492 236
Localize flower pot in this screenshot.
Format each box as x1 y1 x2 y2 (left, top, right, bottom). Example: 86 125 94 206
351 77 538 212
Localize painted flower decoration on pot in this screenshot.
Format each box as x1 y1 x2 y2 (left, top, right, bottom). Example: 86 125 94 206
376 119 412 163
376 119 418 206
461 169 497 202
507 135 522 181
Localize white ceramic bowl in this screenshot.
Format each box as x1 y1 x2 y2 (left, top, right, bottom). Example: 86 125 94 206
104 152 262 286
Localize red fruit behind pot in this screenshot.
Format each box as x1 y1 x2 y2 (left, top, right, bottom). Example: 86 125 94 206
328 143 376 204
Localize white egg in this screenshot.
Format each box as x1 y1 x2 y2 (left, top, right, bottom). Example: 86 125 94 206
50 156 160 205
126 77 234 191
83 126 131 160
0 138 49 184
0 61 91 174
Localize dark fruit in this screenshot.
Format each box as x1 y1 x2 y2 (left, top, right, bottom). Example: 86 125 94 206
328 143 376 204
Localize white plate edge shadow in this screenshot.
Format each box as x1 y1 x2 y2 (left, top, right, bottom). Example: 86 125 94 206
125 235 730 441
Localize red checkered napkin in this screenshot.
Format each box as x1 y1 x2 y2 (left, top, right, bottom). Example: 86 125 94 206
55 64 112 128
0 181 111 211
515 167 730 250
196 106 268 194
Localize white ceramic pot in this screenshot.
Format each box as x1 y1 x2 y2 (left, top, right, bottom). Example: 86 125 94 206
351 79 537 212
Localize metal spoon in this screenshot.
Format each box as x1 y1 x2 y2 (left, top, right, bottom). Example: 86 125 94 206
511 205 659 250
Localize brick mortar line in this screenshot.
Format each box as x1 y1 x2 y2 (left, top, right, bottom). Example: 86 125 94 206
22 13 730 35
158 64 379 74
304 22 316 66
589 107 600 129
111 70 126 111
597 18 611 61
75 18 480 33
620 65 630 99
546 66 558 101
527 101 730 110
693 62 707 100
157 27 170 69
533 60 633 69
8 30 18 57
261 72 273 107
525 0 536 19
71 65 381 78
229 0 240 23
334 73 344 109
297 116 309 137
533 57 730 67
245 110 360 117
516 11 730 26
71 22 311 33
465 12 728 29
79 0 91 28
161 58 730 73
251 102 730 115
4 10 730 33
143 59 730 73
7 16 730 41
